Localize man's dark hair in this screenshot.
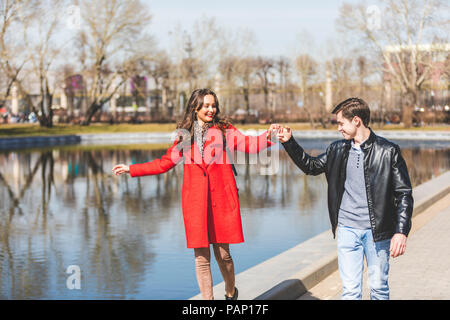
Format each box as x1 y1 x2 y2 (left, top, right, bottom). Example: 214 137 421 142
331 97 370 127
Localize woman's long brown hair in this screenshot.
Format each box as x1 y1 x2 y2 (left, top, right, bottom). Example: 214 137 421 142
176 88 232 144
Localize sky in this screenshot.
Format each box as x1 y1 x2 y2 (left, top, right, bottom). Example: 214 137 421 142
146 0 359 58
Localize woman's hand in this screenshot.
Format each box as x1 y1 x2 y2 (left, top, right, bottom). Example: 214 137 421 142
277 126 292 143
267 123 282 141
112 164 130 176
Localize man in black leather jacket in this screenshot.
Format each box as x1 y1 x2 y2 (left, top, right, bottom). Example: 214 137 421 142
275 97 413 300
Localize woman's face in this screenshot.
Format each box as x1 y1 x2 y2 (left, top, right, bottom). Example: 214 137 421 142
196 94 217 124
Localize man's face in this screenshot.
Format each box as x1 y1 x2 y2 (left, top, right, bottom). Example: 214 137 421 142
336 111 357 140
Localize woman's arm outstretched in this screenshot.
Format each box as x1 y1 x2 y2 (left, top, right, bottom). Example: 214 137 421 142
112 140 183 177
225 124 278 154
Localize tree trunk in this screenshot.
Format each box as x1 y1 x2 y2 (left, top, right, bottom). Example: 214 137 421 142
402 91 416 128
263 86 269 113
319 106 328 129
35 93 54 128
83 102 102 125
302 88 315 129
304 105 316 129
243 87 250 116
153 79 160 117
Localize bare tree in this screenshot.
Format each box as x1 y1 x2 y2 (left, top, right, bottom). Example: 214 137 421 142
138 50 173 118
178 33 204 93
171 18 258 116
234 57 256 116
21 0 68 127
218 55 239 115
75 0 152 125
357 56 367 97
171 17 222 96
338 0 449 127
329 57 353 102
275 56 291 110
295 54 318 128
216 27 257 115
254 56 274 117
0 0 37 113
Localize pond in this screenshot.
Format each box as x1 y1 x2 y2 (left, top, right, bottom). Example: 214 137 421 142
0 138 449 299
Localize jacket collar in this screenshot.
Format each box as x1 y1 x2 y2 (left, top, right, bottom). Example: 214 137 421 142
360 128 376 150
344 128 375 151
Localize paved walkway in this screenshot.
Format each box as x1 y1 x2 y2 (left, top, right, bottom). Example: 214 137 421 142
298 193 450 300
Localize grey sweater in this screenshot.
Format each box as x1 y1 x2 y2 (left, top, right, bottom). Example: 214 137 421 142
338 142 371 230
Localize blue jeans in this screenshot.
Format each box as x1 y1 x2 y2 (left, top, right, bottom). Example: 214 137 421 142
337 226 391 300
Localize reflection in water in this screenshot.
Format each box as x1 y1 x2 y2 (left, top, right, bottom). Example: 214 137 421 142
0 142 449 299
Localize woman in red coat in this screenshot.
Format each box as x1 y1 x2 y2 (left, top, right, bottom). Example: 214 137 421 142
113 88 276 300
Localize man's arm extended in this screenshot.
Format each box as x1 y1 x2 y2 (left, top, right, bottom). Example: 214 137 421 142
278 127 327 176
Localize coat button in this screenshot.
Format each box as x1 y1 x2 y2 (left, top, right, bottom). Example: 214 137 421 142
213 203 216 207
211 187 215 192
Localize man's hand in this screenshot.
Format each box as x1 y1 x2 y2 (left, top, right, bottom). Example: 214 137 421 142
390 233 407 258
277 126 292 143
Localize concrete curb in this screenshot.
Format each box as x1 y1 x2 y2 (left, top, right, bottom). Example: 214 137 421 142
189 170 450 300
411 171 450 218
254 251 338 300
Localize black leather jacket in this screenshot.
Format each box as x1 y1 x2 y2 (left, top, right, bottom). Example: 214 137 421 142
282 129 413 241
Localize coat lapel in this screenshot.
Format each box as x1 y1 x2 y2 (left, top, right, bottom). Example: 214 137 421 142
187 140 206 168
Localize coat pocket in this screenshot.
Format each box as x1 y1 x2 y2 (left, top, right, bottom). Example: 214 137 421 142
225 185 237 211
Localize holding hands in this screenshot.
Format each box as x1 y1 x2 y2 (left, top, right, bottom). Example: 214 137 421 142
114 124 293 176
267 124 292 143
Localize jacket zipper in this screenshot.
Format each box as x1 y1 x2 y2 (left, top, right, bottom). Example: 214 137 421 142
362 147 376 239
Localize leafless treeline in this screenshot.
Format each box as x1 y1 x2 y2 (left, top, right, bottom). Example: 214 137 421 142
0 0 448 127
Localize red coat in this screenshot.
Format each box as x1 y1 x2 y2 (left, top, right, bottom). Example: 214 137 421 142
129 125 274 248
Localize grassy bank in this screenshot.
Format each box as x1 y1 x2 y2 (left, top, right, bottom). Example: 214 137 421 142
0 122 448 138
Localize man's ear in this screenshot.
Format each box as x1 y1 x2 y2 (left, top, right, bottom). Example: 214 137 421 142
353 116 362 127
